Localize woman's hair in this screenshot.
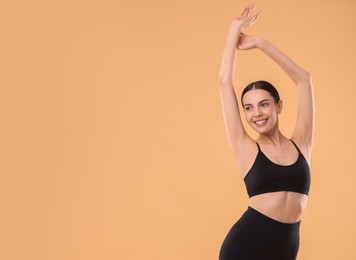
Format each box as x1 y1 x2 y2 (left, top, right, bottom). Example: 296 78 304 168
241 80 280 105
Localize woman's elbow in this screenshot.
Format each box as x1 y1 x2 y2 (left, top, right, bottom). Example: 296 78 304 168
218 76 233 87
296 70 312 85
303 71 311 81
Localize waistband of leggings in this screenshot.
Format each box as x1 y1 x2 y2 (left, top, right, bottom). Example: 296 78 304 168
247 206 301 229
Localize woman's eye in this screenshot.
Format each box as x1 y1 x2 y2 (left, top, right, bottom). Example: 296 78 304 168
261 103 268 107
244 106 252 111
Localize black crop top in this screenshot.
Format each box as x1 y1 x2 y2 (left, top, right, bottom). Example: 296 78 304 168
244 140 311 198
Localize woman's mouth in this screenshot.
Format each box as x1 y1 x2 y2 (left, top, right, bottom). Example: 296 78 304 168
254 118 268 126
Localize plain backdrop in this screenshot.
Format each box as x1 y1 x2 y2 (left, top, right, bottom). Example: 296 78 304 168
0 0 355 259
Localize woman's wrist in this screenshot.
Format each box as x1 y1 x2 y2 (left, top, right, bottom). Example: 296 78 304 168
255 36 267 49
230 19 244 30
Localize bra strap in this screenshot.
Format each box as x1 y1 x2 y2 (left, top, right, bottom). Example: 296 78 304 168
256 142 261 152
290 139 301 153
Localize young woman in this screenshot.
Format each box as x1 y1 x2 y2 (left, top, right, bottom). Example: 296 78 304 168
218 3 314 260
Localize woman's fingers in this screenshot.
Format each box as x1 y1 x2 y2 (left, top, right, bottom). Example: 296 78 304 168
237 3 260 27
240 6 249 17
249 3 256 13
240 2 255 17
246 3 254 16
251 12 260 24
245 3 258 18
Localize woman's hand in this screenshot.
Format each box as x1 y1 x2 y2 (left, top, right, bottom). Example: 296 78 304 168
232 3 260 28
237 33 262 50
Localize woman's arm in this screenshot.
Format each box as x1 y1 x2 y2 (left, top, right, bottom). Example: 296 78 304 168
238 35 315 158
218 4 260 156
258 38 314 156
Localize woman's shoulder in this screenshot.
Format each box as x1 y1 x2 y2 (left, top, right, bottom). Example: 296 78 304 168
290 136 313 164
232 136 260 178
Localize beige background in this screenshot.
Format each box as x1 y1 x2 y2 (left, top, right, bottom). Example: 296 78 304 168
0 0 355 259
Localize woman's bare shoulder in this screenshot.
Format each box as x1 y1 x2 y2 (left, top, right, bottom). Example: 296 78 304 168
232 136 259 178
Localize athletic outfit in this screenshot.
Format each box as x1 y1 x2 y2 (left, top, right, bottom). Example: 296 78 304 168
219 140 311 260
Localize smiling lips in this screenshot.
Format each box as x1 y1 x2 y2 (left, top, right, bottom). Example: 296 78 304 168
254 118 268 126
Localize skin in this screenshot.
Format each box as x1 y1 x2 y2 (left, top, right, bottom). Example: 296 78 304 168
242 89 282 136
218 3 314 223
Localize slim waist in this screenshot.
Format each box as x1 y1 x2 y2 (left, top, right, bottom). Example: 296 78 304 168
245 206 301 229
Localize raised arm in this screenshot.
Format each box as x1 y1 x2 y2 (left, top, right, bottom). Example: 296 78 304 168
238 34 315 159
218 4 260 156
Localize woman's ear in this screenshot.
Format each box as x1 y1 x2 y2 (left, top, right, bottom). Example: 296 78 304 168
277 100 283 114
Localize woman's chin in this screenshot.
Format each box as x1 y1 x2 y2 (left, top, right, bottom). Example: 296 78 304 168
250 125 273 135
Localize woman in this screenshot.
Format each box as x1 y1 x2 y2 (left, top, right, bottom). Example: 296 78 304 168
218 3 314 260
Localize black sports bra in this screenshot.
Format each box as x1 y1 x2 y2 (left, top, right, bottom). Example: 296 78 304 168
243 140 311 198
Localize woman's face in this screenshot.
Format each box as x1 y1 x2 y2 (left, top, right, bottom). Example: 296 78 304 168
242 89 282 135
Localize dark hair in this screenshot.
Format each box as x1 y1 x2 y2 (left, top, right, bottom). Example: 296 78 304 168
241 80 280 105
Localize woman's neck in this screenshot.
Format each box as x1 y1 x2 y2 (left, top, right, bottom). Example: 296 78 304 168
258 131 286 147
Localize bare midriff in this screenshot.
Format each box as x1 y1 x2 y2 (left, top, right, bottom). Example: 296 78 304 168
248 191 308 224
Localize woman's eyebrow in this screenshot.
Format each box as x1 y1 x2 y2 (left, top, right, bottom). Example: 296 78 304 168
258 99 270 103
243 99 270 107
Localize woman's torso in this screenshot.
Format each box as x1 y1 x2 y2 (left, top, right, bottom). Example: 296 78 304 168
238 138 310 224
248 191 308 223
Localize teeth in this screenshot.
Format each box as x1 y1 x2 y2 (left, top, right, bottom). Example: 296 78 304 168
255 119 267 126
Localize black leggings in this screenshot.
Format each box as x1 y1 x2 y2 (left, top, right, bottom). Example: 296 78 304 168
219 206 301 260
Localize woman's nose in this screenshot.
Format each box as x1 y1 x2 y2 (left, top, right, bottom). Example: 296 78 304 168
254 108 262 117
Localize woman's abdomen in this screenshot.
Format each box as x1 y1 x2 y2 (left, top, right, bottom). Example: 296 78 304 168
248 191 308 223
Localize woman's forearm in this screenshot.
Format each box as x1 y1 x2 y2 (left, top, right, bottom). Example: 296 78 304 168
218 22 243 86
256 37 310 84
